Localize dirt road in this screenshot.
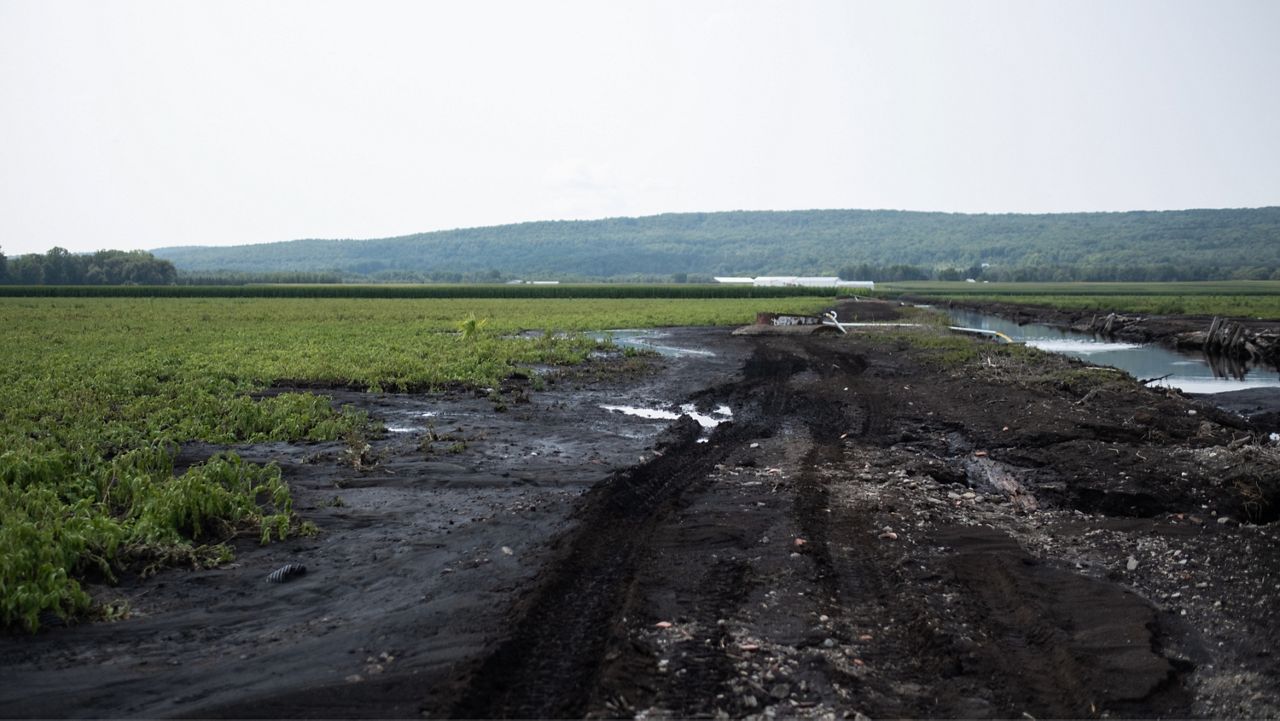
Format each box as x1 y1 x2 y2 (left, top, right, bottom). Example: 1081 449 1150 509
3 305 1278 718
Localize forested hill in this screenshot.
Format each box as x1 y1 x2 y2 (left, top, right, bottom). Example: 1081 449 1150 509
151 207 1280 281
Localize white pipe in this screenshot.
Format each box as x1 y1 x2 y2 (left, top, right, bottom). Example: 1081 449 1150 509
821 312 1015 343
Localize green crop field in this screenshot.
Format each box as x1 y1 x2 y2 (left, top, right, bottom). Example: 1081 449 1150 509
0 296 829 630
0 283 837 299
881 281 1280 319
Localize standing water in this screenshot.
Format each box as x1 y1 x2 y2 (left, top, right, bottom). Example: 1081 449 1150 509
945 308 1280 394
596 329 716 357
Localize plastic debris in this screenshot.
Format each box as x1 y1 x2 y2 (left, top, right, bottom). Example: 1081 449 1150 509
266 563 307 583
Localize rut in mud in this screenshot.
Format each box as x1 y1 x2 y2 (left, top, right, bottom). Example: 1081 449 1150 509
445 334 1210 718
449 346 832 718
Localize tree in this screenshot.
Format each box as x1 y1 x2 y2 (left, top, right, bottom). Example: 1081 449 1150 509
1230 266 1271 280
0 246 7 284
42 247 78 285
10 255 44 284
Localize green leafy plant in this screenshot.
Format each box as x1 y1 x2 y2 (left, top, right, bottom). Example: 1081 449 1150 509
457 313 489 340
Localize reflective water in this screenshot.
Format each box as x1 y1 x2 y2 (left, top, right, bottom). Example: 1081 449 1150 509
384 411 437 433
596 330 716 357
600 403 733 429
945 309 1280 394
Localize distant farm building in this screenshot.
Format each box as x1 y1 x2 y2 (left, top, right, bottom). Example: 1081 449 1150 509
714 276 874 289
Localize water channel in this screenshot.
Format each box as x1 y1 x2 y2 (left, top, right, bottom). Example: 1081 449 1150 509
945 308 1280 395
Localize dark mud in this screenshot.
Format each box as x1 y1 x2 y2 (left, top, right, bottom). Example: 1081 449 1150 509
4 308 1280 718
1203 387 1280 430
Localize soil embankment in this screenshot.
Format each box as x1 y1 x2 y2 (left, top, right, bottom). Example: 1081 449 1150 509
3 305 1279 718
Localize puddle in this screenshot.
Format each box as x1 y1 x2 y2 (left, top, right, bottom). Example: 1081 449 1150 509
944 308 1280 394
600 405 682 422
600 403 733 430
385 411 438 433
596 330 716 358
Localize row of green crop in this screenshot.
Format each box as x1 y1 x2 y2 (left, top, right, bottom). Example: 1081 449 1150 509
12 279 1280 300
0 283 840 299
0 296 829 630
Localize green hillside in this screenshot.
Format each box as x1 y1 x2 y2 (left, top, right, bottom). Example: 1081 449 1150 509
151 207 1280 281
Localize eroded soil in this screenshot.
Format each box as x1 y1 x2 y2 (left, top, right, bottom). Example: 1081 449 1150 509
3 303 1279 719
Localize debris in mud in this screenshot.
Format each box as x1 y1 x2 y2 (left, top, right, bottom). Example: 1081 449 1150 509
266 563 307 583
732 312 840 336
339 435 377 468
964 455 1038 512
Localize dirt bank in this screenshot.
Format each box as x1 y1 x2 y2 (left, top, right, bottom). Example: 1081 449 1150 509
3 309 1279 718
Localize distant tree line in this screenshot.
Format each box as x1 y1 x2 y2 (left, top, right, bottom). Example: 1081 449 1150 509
840 263 1280 283
367 269 509 283
969 263 1280 282
0 247 177 285
177 270 344 285
838 264 933 282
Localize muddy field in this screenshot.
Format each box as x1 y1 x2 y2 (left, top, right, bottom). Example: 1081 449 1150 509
3 301 1279 719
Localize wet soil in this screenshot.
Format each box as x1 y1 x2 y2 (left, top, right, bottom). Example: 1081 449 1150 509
3 305 1279 719
1206 388 1280 430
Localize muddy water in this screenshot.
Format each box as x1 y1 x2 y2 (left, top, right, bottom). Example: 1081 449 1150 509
946 308 1280 394
597 329 718 357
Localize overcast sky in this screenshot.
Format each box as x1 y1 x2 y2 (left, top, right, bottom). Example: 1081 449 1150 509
1 0 1277 255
